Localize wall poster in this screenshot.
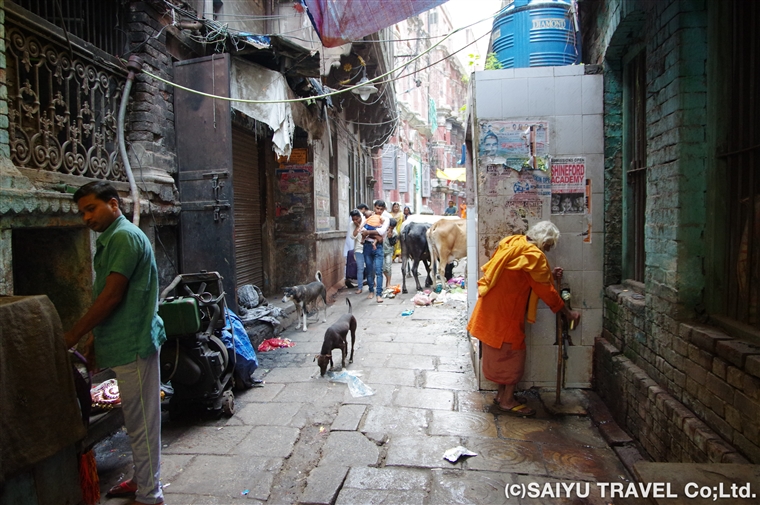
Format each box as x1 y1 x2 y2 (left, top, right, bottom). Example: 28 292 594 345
478 120 550 172
551 157 586 215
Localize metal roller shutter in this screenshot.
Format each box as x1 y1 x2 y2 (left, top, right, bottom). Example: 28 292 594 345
232 126 264 289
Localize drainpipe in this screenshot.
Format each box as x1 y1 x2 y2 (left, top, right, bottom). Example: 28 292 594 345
118 55 143 226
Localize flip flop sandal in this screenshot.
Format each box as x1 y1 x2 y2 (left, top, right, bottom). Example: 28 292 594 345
495 403 536 417
106 479 137 498
493 396 527 405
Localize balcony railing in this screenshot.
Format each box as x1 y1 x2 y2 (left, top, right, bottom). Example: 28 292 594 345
6 19 127 181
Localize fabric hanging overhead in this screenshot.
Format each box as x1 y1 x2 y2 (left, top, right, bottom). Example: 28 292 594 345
304 0 447 48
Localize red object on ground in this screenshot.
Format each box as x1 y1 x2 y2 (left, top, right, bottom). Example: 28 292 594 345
258 338 296 352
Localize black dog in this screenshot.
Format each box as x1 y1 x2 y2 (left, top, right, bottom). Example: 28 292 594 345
314 298 356 376
282 271 327 332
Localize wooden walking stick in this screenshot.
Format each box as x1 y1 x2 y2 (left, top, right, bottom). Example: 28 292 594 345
554 276 564 406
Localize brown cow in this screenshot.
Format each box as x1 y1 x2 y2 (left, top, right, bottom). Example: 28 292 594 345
427 218 466 285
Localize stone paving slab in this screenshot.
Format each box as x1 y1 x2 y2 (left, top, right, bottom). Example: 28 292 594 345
424 370 478 390
365 367 417 387
335 488 428 505
385 435 462 468
461 437 547 476
342 466 431 491
429 468 510 505
234 382 284 403
318 431 380 468
231 425 300 458
165 454 282 501
299 465 349 505
413 342 466 358
361 406 430 436
394 385 455 410
262 364 320 383
429 410 499 438
332 404 367 431
271 381 341 404
163 425 253 455
160 454 195 483
385 354 436 369
229 401 301 427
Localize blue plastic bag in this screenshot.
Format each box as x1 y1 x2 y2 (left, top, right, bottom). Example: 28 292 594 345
220 310 259 388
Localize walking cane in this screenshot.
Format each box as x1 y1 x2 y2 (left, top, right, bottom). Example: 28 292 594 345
554 276 564 406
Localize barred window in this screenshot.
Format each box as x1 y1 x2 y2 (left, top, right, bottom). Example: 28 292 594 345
624 51 647 282
722 0 760 328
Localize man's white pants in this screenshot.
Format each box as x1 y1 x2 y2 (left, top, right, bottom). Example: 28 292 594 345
113 351 163 504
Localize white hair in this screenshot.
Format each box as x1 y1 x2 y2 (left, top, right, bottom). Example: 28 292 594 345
526 221 560 251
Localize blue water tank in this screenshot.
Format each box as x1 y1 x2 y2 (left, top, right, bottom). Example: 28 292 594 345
492 0 581 69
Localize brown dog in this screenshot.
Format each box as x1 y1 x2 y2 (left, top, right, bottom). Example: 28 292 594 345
314 298 356 376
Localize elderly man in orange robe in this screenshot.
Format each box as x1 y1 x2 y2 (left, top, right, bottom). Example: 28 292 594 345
467 221 580 417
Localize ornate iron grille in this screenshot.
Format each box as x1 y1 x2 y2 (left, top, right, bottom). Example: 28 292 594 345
6 22 127 181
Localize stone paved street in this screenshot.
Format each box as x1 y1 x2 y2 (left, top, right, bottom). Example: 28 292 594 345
98 263 640 505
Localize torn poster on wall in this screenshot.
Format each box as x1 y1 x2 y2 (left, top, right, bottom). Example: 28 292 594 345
478 120 550 172
551 157 586 215
583 179 592 244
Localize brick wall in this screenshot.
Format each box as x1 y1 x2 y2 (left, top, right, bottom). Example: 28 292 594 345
587 0 760 465
126 2 178 176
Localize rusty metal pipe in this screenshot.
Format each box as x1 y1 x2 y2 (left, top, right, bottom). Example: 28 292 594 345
118 55 143 226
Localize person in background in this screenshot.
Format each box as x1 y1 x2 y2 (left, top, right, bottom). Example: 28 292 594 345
466 221 580 417
460 202 467 219
361 200 391 303
349 209 367 294
403 206 412 219
382 218 398 288
444 200 458 216
344 207 365 289
390 202 404 262
64 181 165 505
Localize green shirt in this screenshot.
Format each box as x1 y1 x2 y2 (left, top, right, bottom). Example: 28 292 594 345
92 215 166 367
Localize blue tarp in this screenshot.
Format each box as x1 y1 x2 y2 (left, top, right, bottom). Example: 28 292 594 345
220 310 259 388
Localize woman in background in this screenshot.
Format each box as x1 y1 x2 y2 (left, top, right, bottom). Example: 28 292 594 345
390 202 404 262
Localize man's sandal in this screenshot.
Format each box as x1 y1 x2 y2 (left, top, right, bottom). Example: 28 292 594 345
495 403 536 417
106 479 137 497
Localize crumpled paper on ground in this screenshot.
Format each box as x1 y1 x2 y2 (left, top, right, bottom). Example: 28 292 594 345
443 445 477 463
257 338 295 352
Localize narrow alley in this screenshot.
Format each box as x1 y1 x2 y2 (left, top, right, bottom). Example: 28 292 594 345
95 263 635 505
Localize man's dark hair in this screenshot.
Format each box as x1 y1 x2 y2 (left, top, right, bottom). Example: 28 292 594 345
357 203 369 211
73 181 121 205
374 199 386 209
349 209 361 219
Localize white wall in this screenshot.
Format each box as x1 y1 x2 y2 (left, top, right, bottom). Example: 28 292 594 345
470 65 604 389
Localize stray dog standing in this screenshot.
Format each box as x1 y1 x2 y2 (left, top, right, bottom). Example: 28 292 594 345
315 298 356 376
282 271 328 332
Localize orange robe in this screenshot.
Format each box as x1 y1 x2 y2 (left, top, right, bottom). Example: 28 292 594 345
467 235 564 350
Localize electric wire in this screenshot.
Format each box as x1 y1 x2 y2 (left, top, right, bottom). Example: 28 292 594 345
137 6 503 105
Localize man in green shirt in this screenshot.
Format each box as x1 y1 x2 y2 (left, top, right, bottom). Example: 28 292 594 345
65 181 165 505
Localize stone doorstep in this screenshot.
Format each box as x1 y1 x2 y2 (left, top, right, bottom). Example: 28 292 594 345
633 463 760 505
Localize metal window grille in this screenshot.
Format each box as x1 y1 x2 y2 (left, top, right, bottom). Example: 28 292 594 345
722 0 760 328
11 0 128 57
626 51 647 282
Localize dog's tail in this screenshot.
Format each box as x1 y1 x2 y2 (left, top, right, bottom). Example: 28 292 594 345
315 270 323 283
345 297 352 314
